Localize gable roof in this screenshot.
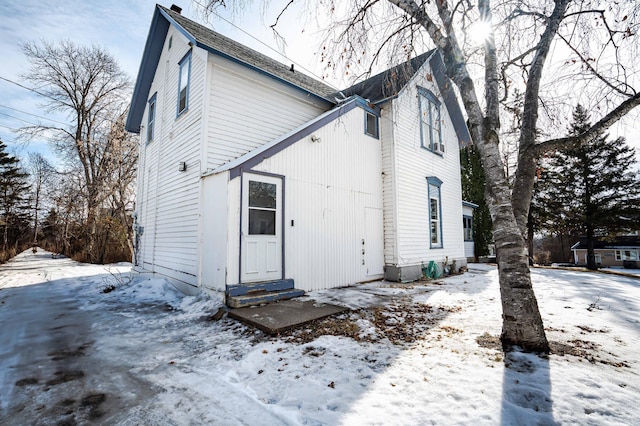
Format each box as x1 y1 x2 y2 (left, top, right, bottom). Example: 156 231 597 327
339 51 435 103
126 4 471 147
126 4 336 133
340 50 472 146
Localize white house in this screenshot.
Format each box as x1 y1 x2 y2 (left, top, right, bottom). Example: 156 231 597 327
462 201 478 261
125 4 472 306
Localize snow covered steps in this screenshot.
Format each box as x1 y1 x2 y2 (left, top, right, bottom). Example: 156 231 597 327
226 279 305 308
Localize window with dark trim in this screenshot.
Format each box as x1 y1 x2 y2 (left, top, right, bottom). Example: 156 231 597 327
177 52 191 116
419 87 444 154
365 111 379 139
427 176 443 248
147 93 157 143
463 215 473 241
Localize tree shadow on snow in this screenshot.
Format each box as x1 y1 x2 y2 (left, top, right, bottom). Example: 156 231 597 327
500 349 556 425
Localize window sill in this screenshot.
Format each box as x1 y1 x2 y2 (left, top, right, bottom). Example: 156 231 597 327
420 145 444 157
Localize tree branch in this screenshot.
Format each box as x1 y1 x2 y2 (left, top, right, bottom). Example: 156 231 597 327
512 0 571 233
535 92 640 155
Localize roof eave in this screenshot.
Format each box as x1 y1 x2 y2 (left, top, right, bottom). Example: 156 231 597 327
126 6 335 133
429 51 472 147
125 7 170 133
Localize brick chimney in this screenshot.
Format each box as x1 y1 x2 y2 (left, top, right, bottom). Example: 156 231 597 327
170 4 182 14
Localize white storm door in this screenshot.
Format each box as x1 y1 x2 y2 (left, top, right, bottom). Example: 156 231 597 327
241 174 282 283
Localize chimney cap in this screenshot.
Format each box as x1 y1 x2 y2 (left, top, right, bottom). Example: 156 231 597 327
170 4 182 14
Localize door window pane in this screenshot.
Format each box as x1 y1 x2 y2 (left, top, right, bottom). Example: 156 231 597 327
249 209 275 235
249 181 276 208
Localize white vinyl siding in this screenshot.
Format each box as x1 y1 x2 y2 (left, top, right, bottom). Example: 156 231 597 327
135 27 205 286
239 106 384 291
205 56 331 170
380 105 398 265
387 64 465 267
199 172 228 291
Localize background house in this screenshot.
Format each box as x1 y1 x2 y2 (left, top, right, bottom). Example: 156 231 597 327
571 236 640 268
125 4 472 303
462 201 477 261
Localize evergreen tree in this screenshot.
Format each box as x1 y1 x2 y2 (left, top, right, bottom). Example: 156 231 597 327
539 105 640 269
460 145 493 258
0 140 31 253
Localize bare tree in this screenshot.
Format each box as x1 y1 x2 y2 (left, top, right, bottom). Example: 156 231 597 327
97 110 138 262
21 40 132 262
198 0 640 351
27 152 55 247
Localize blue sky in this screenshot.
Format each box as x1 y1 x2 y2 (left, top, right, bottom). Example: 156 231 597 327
0 0 155 158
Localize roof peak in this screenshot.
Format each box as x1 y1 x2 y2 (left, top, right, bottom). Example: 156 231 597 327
157 4 337 100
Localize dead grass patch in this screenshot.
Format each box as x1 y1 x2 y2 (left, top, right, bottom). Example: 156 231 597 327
281 301 461 345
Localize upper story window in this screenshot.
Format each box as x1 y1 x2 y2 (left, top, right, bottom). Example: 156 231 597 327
365 111 379 139
419 87 444 155
147 93 157 143
177 51 191 117
427 176 443 248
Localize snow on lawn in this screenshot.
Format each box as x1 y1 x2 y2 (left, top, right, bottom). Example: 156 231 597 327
1 250 639 425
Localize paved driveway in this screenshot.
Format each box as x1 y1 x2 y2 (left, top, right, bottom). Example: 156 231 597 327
0 252 159 425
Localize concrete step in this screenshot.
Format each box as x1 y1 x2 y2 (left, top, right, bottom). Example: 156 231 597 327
226 279 295 297
227 288 305 309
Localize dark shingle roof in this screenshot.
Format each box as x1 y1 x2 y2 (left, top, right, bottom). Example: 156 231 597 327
159 5 336 100
338 51 435 103
572 236 640 249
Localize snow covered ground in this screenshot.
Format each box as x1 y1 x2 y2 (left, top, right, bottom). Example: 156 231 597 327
1 249 639 425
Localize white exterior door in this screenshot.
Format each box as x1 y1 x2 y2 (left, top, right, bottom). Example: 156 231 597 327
241 173 282 283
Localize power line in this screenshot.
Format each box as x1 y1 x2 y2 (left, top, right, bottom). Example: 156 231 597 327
0 76 122 127
0 124 20 132
0 75 57 103
190 0 340 91
0 111 40 126
0 104 69 127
